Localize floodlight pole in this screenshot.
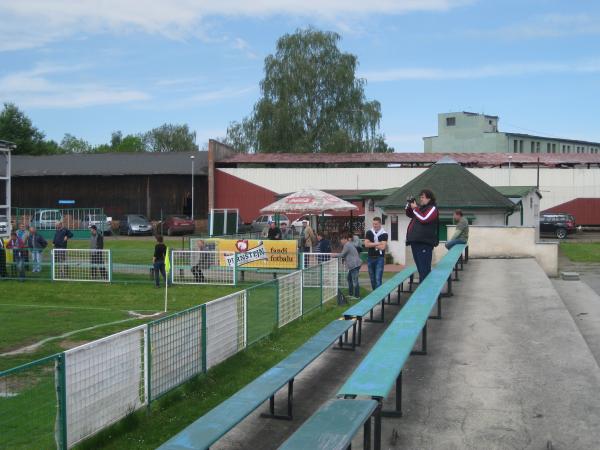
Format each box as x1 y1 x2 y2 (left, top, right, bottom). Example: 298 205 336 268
190 155 195 223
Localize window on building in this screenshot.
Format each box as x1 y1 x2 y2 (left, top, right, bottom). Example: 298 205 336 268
519 140 523 153
552 143 556 153
536 142 540 153
567 145 571 153
446 117 456 126
513 140 518 153
562 145 566 153
546 143 551 153
390 215 399 241
530 142 535 153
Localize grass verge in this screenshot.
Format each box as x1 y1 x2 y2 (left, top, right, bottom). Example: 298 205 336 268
560 242 600 263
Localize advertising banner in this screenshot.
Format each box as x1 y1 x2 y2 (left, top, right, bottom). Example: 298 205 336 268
212 239 298 269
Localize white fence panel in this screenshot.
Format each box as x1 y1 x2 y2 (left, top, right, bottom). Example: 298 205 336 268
171 250 235 285
52 249 111 282
278 271 302 327
64 326 145 448
205 291 246 369
321 258 339 303
149 306 203 400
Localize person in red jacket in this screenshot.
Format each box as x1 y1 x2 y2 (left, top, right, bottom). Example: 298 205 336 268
405 189 439 283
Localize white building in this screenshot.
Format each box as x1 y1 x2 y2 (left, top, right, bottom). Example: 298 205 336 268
424 112 600 155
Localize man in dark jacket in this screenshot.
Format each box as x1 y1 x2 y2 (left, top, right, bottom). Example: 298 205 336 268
90 225 107 280
53 221 73 277
406 189 439 283
27 226 47 273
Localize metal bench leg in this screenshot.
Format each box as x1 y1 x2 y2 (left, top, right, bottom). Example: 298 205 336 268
396 285 402 305
374 401 382 450
261 379 294 420
429 295 442 320
381 372 403 417
358 317 362 346
364 414 371 450
387 293 391 304
442 276 453 298
454 263 460 281
333 321 357 351
365 302 384 324
465 246 469 263
411 322 427 355
459 254 464 271
409 274 414 292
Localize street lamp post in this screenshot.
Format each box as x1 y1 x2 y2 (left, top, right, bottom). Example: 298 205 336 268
190 155 195 225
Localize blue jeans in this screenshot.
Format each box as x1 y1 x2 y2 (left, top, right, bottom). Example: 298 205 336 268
367 256 384 290
347 267 360 297
445 239 467 250
154 261 166 287
411 243 433 283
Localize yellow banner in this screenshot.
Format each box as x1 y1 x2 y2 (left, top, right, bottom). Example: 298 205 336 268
212 239 298 269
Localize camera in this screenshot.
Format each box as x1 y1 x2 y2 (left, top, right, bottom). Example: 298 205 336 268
406 195 416 204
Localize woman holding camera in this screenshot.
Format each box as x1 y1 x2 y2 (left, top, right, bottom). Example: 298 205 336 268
405 189 439 283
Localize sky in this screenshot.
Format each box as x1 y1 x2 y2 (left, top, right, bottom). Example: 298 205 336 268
1 0 600 152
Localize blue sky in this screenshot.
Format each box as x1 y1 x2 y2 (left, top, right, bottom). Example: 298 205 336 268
1 0 600 152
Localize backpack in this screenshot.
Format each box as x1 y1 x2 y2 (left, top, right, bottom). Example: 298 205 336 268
337 290 347 306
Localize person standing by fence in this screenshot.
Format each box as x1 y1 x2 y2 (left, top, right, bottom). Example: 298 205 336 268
53 221 74 278
153 235 168 288
337 233 362 298
16 223 29 271
191 239 207 283
364 217 387 290
280 222 293 240
302 220 317 252
7 231 25 281
27 226 47 273
89 225 107 280
406 189 439 283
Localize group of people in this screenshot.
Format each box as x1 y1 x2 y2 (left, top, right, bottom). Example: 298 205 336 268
336 188 469 299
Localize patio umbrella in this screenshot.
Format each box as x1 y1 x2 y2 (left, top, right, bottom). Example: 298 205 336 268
260 189 358 214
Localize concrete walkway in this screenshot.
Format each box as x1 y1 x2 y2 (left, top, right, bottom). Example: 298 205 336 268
214 259 600 449
386 259 600 449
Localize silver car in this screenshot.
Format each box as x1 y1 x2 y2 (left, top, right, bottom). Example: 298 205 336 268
82 214 112 235
0 215 7 235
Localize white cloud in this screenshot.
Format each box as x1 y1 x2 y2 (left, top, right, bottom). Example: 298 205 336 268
362 59 600 82
0 0 471 51
0 63 149 108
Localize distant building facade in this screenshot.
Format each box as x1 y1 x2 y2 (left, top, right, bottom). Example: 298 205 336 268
424 112 600 155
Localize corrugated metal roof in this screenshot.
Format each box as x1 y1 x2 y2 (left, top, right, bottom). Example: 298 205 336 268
11 151 208 176
378 159 515 211
219 152 600 167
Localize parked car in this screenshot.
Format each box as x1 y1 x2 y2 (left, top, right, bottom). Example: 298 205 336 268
290 214 332 233
30 209 63 230
119 215 153 236
0 215 7 235
82 214 112 235
158 215 195 236
539 213 576 239
250 214 290 232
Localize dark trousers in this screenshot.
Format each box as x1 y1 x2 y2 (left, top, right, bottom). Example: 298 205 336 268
154 261 167 287
411 243 433 283
347 266 360 297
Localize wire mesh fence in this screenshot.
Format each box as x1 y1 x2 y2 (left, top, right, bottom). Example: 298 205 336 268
302 252 345 287
171 250 236 286
63 326 146 448
1 259 338 449
52 249 111 283
0 355 62 450
148 306 203 401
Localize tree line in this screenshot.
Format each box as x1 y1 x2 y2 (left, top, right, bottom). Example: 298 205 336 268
0 103 199 155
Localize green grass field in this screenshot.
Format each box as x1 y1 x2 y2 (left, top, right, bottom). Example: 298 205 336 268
561 242 600 263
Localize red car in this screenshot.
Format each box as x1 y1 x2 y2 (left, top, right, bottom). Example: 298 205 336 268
159 215 195 236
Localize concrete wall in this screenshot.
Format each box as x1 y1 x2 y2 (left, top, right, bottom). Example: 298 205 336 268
220 167 600 211
441 225 558 276
424 132 508 154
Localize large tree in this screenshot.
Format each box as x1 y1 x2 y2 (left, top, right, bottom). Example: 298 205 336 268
143 123 199 152
0 103 61 155
226 29 392 153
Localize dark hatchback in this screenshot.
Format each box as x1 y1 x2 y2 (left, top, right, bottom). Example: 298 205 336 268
540 213 576 239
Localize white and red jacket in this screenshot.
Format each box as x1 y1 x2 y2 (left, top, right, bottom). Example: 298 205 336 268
405 203 439 247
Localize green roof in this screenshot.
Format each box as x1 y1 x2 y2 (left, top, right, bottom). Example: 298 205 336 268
494 186 540 198
377 157 515 211
358 187 401 199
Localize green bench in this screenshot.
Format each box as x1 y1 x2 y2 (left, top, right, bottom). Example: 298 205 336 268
278 399 379 450
157 319 356 450
337 245 466 449
342 266 417 345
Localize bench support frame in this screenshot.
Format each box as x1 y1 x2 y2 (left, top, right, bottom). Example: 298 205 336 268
429 295 442 320
333 321 357 351
411 322 427 356
365 300 385 324
261 379 294 421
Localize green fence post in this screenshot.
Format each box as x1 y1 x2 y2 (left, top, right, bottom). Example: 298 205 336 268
146 323 152 409
320 263 324 309
275 279 280 328
201 304 207 373
56 353 68 450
